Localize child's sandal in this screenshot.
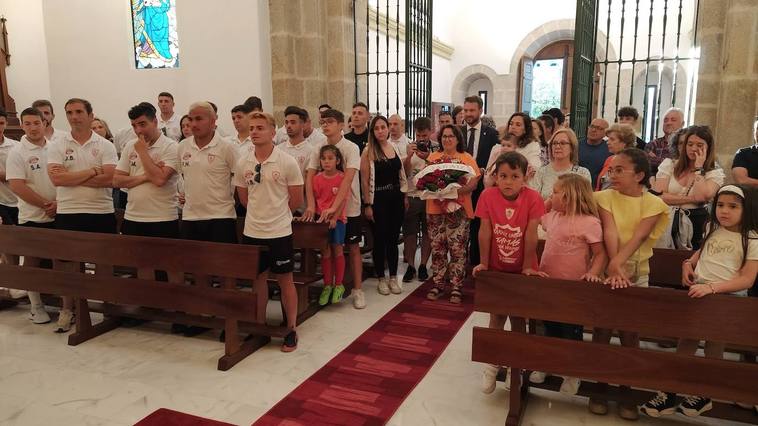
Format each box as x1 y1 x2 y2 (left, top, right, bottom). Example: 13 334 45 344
426 288 443 300
449 290 462 304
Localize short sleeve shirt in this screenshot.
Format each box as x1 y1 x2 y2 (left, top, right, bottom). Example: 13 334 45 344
594 189 670 276
177 133 239 220
47 132 118 214
695 229 758 286
279 140 315 179
732 145 758 179
530 164 592 200
116 135 179 222
539 211 603 280
656 160 725 208
313 171 346 222
159 113 182 141
308 138 361 217
6 137 56 223
0 137 19 207
234 146 304 239
475 186 545 272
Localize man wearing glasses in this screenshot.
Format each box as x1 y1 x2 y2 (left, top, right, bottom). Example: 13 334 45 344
579 118 610 186
235 112 303 352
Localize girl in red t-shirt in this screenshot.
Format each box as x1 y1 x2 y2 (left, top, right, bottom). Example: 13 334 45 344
312 145 347 306
473 151 545 395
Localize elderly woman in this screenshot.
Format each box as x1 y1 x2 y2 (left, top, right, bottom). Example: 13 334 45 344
652 125 724 250
529 128 591 201
595 123 638 191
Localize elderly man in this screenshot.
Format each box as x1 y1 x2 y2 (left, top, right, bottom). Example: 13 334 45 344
578 118 610 187
388 114 410 155
645 107 684 175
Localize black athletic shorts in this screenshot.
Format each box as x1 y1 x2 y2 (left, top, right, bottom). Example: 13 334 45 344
0 204 19 225
55 213 117 234
181 218 238 243
121 219 180 239
345 215 362 245
242 234 294 274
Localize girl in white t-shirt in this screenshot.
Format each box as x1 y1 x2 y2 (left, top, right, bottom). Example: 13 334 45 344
642 184 758 418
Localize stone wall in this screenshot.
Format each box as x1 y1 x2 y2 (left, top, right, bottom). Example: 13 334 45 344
694 0 758 172
268 0 366 124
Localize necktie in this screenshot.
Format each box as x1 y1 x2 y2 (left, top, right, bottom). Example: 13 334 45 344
467 128 476 155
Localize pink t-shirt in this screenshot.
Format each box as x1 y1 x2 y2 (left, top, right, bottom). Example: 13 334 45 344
312 171 346 222
475 186 545 272
539 211 603 280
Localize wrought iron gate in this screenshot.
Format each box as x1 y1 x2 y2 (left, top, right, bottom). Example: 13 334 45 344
571 0 701 141
353 0 432 137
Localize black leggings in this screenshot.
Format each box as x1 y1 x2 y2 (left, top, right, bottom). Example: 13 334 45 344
371 190 404 277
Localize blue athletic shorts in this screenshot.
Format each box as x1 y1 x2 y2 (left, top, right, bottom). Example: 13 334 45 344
329 221 346 244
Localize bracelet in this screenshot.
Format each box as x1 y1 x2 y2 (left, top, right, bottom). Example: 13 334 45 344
707 283 716 294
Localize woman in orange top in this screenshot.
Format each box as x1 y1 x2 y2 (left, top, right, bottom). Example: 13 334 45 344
425 124 481 303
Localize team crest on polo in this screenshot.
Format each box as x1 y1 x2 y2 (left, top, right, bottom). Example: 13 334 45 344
64 148 75 161
129 152 139 167
505 208 515 219
272 171 281 182
244 170 255 185
91 148 100 157
182 152 192 167
28 156 41 171
207 154 216 163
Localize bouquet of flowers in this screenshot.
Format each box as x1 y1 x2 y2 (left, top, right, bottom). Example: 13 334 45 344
414 158 476 213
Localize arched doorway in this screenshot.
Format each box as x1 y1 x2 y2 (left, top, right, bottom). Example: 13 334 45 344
519 40 574 119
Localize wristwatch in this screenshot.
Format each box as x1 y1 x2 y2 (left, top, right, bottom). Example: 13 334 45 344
694 167 706 176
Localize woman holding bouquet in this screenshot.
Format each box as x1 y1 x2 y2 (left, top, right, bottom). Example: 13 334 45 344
425 124 481 303
361 115 408 295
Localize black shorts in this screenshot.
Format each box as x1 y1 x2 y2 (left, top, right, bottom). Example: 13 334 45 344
346 215 362 245
55 213 116 234
0 204 19 225
181 218 238 243
18 220 56 229
242 235 294 274
121 219 180 239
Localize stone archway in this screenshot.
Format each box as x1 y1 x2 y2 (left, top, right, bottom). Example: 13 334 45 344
450 64 512 125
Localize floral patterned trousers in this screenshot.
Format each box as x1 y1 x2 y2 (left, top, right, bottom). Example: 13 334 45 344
427 209 470 292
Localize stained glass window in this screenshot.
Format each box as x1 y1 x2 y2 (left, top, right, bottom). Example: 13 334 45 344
130 0 179 69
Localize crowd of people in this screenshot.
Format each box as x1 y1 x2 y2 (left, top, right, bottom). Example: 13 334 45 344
0 92 756 420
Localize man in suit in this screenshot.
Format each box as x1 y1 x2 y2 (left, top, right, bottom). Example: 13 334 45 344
461 95 498 266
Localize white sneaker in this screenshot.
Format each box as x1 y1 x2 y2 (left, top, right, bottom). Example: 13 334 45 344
29 305 51 324
481 364 498 394
9 289 28 299
377 278 390 295
55 309 74 333
559 376 581 395
352 289 366 309
529 370 546 384
388 276 402 294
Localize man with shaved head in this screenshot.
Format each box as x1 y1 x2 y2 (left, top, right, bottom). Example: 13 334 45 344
388 114 409 156
578 117 611 187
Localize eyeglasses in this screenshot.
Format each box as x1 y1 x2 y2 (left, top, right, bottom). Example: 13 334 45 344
551 141 571 146
589 125 607 131
254 163 262 183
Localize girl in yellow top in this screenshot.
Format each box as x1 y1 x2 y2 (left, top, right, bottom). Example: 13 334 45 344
588 148 669 421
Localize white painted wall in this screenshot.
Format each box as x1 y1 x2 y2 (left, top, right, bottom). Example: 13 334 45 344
32 0 272 135
0 0 52 116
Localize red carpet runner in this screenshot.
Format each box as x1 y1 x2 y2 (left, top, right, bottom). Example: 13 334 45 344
253 280 474 426
135 408 235 426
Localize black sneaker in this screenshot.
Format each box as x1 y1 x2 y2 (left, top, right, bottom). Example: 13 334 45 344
641 392 677 417
183 326 210 337
402 266 416 283
281 330 298 352
679 396 712 417
417 265 429 281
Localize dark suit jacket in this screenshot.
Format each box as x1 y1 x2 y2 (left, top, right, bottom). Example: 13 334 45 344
461 124 499 207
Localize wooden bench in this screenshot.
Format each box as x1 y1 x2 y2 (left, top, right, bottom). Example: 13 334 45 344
472 271 758 425
0 225 288 371
286 221 330 324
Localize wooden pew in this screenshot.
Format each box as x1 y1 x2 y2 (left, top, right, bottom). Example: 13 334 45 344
0 226 287 371
472 271 758 425
287 221 330 324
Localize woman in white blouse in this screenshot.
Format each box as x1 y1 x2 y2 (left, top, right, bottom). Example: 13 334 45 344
652 125 724 250
529 128 592 201
485 113 541 183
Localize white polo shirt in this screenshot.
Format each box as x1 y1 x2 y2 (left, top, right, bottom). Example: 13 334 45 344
113 127 138 156
305 128 327 147
307 137 361 217
279 139 314 179
47 132 117 214
159 113 182 141
390 134 410 157
117 134 179 222
50 128 68 143
0 137 19 207
232 135 254 157
274 126 288 146
5 137 56 223
234 146 303 239
177 133 238 221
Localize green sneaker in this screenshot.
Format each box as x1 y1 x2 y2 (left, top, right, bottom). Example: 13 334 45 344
331 284 346 304
319 286 333 306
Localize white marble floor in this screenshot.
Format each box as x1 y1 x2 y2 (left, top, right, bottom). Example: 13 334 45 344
0 273 744 426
